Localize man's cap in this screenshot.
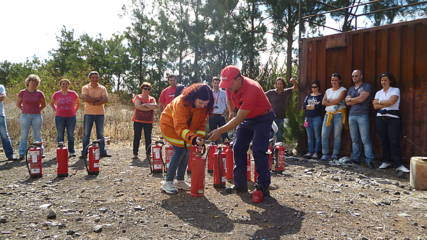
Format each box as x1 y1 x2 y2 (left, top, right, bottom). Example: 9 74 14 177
88 71 99 78
220 65 241 89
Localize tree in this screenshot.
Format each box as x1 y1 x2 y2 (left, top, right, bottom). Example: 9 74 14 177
264 0 325 81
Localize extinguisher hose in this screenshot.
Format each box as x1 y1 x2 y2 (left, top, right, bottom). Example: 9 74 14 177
25 147 31 176
82 144 92 173
147 143 153 173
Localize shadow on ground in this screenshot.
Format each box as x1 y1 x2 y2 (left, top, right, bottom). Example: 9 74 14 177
235 195 304 240
161 194 234 233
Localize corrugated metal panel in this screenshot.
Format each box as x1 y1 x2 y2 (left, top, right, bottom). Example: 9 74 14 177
299 18 427 162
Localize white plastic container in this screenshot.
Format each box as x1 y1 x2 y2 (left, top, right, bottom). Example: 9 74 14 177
410 156 427 190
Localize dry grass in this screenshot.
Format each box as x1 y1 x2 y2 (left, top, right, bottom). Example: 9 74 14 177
2 95 162 151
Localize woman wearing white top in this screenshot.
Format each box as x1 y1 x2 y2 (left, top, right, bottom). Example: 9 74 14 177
320 73 347 161
372 73 409 173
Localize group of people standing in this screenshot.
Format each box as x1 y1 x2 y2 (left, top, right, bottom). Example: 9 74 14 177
303 69 409 173
0 71 111 161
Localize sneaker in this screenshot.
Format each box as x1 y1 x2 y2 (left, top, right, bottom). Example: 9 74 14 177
330 155 339 161
303 153 312 158
175 180 191 191
161 181 178 194
396 165 410 173
320 155 329 161
311 153 319 160
378 162 392 169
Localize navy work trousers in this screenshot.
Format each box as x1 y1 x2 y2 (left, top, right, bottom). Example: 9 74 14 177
233 112 274 190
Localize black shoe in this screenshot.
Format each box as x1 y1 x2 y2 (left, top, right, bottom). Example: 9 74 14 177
225 185 248 194
69 153 76 157
7 155 18 161
18 155 25 161
100 153 112 158
311 153 319 160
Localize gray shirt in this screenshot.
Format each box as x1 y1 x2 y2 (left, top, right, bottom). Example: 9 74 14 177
265 88 292 119
0 85 6 116
347 82 372 116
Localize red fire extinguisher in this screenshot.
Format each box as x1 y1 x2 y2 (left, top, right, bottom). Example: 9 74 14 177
213 145 227 188
189 145 206 197
163 144 175 173
207 143 217 173
25 141 43 178
85 140 100 175
273 142 286 173
56 142 68 177
150 140 165 174
225 144 234 181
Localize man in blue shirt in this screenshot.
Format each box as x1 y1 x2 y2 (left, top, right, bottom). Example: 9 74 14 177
345 70 374 168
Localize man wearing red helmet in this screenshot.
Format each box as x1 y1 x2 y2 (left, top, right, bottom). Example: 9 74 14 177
208 65 273 200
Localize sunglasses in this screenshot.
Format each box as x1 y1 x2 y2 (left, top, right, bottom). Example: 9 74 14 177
142 87 151 91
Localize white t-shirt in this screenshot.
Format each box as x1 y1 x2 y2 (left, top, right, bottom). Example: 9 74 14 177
374 87 400 118
325 87 346 112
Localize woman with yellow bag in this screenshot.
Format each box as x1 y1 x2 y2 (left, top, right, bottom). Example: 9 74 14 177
321 73 347 161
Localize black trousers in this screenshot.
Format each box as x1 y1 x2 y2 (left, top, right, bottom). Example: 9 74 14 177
133 122 153 157
375 116 402 167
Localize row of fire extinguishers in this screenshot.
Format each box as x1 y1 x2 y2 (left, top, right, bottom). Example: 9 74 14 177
149 138 286 198
26 140 102 178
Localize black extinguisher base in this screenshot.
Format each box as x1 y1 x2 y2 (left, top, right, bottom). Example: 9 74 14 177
57 173 69 177
214 183 226 188
207 170 213 173
88 171 99 176
30 174 42 179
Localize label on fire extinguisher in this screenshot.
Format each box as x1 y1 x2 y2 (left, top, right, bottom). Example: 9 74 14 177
29 151 38 163
154 149 160 159
31 168 40 174
94 163 100 168
154 164 162 169
94 149 100 160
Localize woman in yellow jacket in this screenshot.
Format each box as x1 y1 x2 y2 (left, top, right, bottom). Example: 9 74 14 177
160 83 214 194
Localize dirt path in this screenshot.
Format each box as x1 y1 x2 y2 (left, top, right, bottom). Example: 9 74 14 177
0 144 426 240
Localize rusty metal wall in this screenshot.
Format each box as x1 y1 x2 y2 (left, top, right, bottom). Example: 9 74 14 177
299 18 427 162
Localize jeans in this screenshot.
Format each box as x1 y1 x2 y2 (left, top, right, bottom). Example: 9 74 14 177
349 114 374 163
0 116 14 159
208 114 227 142
166 145 189 182
19 114 43 156
233 112 274 190
321 113 343 157
133 122 153 157
305 116 322 154
55 116 76 153
82 114 107 156
274 118 285 143
376 117 402 167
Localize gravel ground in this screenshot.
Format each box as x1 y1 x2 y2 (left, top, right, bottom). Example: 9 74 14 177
0 144 426 240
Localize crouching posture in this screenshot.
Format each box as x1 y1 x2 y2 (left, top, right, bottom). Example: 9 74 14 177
159 84 214 194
